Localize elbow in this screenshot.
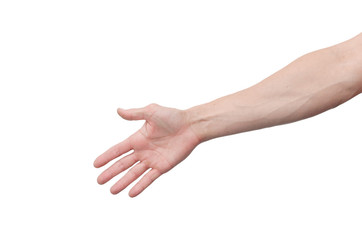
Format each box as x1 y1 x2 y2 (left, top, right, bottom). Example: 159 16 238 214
357 68 362 95
332 33 362 95
353 48 362 95
350 49 362 95
357 49 362 94
353 33 362 94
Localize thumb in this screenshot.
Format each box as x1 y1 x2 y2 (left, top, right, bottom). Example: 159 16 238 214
117 106 149 121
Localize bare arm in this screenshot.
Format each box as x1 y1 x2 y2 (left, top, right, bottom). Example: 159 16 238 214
187 33 362 142
94 33 362 197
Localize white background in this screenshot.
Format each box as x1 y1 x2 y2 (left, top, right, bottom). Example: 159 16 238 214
0 1 361 239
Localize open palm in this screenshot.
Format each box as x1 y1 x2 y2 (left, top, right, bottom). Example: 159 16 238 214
94 104 200 197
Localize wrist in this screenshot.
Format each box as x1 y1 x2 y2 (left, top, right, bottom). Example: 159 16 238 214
184 104 210 144
185 100 227 143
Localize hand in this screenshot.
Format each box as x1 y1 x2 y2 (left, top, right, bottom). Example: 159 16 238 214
94 104 200 197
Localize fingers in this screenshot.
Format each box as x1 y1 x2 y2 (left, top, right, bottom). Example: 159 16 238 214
110 162 148 195
94 138 132 168
117 107 148 121
97 153 138 185
129 169 161 198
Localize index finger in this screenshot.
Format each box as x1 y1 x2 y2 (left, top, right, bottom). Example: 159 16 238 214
94 138 132 168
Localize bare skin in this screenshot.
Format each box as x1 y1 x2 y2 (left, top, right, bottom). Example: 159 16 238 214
94 33 362 197
94 105 199 197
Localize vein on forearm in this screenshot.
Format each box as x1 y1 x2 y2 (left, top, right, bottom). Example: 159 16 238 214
188 34 362 142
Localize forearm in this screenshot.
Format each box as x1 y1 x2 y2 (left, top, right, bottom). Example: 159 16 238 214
186 34 362 142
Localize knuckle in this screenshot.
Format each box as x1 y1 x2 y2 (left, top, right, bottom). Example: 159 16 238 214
128 169 137 178
147 103 159 110
116 161 124 171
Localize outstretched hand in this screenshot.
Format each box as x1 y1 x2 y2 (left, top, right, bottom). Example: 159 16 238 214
94 104 200 197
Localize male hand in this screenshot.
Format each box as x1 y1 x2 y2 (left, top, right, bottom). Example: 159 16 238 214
94 104 200 197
